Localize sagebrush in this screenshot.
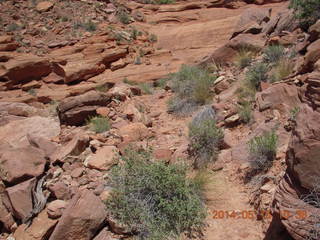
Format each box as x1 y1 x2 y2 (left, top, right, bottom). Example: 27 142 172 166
87 116 110 133
105 148 207 240
168 65 216 116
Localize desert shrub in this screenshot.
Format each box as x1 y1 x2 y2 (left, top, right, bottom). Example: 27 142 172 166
134 56 142 65
234 49 253 69
6 23 20 32
149 33 158 43
248 130 278 171
168 65 215 116
167 97 199 117
83 20 97 32
155 77 169 89
117 9 131 24
87 116 110 133
27 88 37 96
290 0 320 29
139 82 153 94
123 78 138 85
237 101 252 124
271 59 294 82
289 106 300 121
263 45 285 63
189 118 223 169
105 148 206 240
245 63 269 90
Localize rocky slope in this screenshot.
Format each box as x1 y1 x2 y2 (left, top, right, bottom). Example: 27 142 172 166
0 0 319 240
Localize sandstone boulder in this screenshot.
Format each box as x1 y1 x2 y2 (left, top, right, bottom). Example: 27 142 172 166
36 1 54 12
13 209 58 240
49 189 106 240
0 52 51 88
47 200 67 219
86 146 119 171
232 7 271 39
5 178 36 222
256 83 301 112
118 122 150 143
57 90 112 126
0 146 46 184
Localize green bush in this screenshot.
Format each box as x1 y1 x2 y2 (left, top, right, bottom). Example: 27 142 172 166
234 49 253 69
189 119 223 168
245 63 269 90
117 9 131 24
263 45 285 63
83 20 97 32
87 116 110 133
105 148 206 240
290 0 320 29
168 65 215 116
248 130 278 171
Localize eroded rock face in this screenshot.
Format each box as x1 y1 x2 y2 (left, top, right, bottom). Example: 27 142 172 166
49 189 106 240
57 90 112 126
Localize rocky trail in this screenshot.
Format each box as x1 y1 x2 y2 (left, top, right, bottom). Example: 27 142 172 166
0 0 320 240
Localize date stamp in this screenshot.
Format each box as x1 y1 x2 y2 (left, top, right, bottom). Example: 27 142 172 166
212 209 308 220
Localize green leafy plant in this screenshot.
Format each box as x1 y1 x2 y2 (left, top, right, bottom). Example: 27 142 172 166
168 65 216 116
117 9 131 24
248 130 278 171
245 63 269 90
87 116 110 133
290 0 320 29
105 148 206 240
189 119 223 169
263 45 285 63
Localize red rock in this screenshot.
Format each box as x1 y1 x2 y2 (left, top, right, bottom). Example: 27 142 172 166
71 168 84 178
49 189 106 240
57 90 112 126
118 122 150 143
231 7 271 38
5 178 36 222
0 146 46 184
47 200 67 219
0 195 16 232
0 52 51 88
50 132 89 163
0 116 60 148
36 1 54 12
153 148 172 161
13 209 58 240
48 182 72 201
86 146 119 171
96 107 110 117
93 228 115 240
256 83 300 112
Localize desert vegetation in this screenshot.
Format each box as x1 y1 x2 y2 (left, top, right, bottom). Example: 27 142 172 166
248 130 278 172
167 65 216 116
87 116 111 133
105 148 207 240
290 0 320 28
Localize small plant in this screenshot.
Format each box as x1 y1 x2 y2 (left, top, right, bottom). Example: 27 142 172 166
6 23 20 32
27 88 37 96
154 77 169 89
87 116 110 133
245 63 269 90
271 59 294 82
95 84 108 92
83 20 97 32
139 82 153 94
123 78 138 85
117 9 131 25
248 130 278 171
130 27 142 40
168 65 216 116
234 49 253 69
148 33 158 43
237 101 252 124
263 45 285 63
153 0 176 4
134 56 142 65
105 148 206 240
289 106 300 121
289 0 320 29
189 118 223 169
